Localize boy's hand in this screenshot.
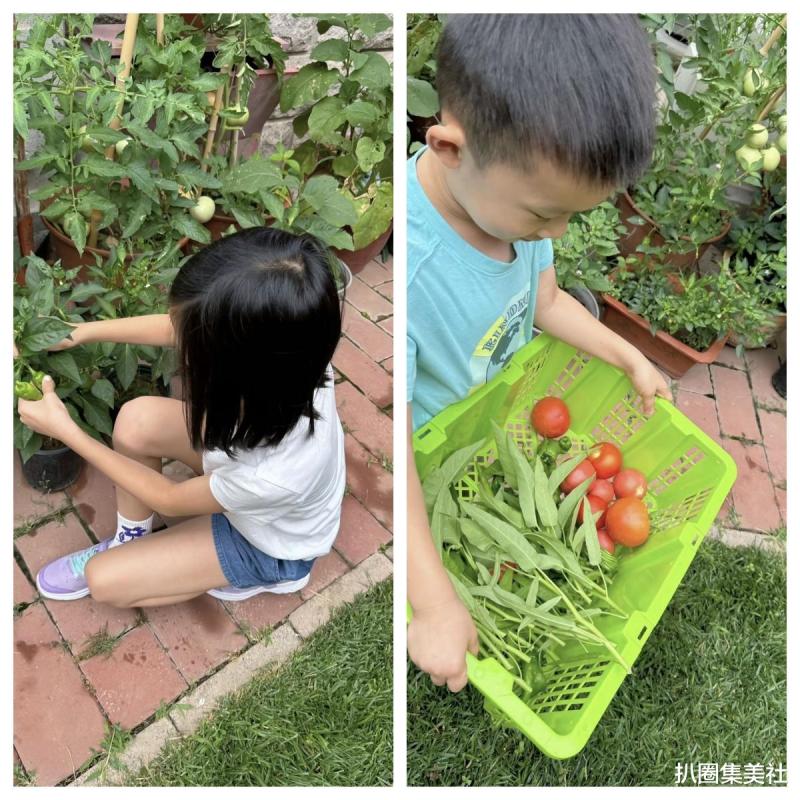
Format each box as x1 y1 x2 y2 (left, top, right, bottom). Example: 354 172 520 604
17 376 76 441
407 599 479 692
626 355 671 415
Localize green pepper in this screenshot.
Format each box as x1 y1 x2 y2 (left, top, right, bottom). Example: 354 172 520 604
540 452 556 474
30 370 47 391
558 436 572 453
537 438 561 459
15 381 43 401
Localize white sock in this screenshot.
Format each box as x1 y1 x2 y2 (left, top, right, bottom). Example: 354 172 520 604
110 512 155 548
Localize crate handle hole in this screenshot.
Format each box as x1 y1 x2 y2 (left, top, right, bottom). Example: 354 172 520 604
418 428 432 440
638 625 648 640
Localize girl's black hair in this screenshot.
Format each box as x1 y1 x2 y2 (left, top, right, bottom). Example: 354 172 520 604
168 227 342 456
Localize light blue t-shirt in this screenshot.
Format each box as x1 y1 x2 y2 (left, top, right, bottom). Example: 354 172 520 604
407 149 554 431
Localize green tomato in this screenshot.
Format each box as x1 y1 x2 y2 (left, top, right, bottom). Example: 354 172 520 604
761 146 781 172
777 114 787 133
223 105 250 130
189 195 216 224
736 144 763 172
745 123 769 150
77 124 98 153
115 138 130 156
777 132 787 153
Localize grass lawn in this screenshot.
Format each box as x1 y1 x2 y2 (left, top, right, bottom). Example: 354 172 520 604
129 580 392 787
408 539 786 787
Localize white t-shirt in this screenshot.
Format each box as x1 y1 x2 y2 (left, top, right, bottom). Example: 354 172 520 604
202 368 346 561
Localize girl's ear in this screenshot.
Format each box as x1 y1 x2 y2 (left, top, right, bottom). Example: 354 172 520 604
425 111 467 170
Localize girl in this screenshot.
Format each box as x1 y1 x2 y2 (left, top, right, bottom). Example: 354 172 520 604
17 228 346 607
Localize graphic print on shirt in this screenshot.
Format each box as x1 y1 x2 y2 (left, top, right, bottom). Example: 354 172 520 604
468 285 530 390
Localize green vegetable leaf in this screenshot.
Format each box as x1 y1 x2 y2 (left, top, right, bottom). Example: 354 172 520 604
407 77 440 118
581 498 602 567
310 39 350 63
557 475 594 529
79 393 113 436
22 317 76 353
349 52 391 90
352 182 393 249
62 211 88 255
90 378 116 408
508 442 537 528
461 501 541 572
172 213 212 244
48 351 82 385
534 457 558 527
345 100 379 128
301 175 358 228
116 344 138 390
279 62 340 112
308 96 347 143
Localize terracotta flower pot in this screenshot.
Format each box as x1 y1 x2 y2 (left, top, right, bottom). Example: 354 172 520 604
333 223 393 274
601 292 728 378
41 215 190 276
616 191 731 272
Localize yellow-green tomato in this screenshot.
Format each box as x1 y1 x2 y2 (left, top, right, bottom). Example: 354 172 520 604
189 195 216 223
736 145 763 172
761 146 781 172
78 124 97 153
746 123 769 150
777 114 787 133
115 138 130 156
777 132 787 153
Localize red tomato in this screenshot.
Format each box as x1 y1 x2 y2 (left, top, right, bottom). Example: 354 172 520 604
613 468 648 499
531 396 570 439
588 479 615 504
606 497 650 547
587 442 623 479
577 494 607 527
560 459 596 493
597 529 616 554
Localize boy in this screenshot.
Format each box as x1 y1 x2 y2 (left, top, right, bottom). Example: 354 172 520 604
407 15 671 692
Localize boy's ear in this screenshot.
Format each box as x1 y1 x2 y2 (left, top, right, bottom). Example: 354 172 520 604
425 117 466 170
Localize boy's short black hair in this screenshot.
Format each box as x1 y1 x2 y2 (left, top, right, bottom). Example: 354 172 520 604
436 14 656 187
168 227 342 456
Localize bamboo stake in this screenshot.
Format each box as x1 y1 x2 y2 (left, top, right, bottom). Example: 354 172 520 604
755 84 786 123
156 14 165 45
13 19 34 266
228 69 242 169
201 66 230 173
88 13 140 249
759 14 786 57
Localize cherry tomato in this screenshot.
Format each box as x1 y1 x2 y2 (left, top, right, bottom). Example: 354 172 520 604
587 442 622 479
560 459 596 493
613 468 648 499
531 396 570 439
597 529 616 554
588 479 615 505
606 497 650 547
577 494 607 527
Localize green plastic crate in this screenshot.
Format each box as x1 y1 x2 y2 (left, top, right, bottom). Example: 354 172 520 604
412 333 737 759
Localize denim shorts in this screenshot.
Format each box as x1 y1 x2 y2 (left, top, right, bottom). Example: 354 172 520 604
211 513 315 589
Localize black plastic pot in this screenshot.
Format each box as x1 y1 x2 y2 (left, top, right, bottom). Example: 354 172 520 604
772 361 786 399
19 444 84 492
568 285 601 319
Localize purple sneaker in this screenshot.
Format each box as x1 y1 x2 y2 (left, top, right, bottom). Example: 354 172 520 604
36 538 112 601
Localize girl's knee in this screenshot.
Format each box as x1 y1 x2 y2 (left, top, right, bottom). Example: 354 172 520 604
112 397 157 454
85 556 131 608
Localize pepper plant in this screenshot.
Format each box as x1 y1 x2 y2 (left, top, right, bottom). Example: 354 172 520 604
406 13 442 153
279 13 393 250
13 256 112 460
553 202 624 293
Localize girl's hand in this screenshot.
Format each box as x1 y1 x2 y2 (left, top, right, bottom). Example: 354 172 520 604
48 323 82 351
626 356 671 416
17 376 76 442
